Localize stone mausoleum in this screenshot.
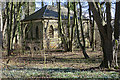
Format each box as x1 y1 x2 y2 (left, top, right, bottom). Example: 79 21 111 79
21 5 75 50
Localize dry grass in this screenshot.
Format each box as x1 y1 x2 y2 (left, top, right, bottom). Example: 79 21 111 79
2 49 103 69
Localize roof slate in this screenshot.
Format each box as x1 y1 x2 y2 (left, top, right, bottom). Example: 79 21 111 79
21 5 74 22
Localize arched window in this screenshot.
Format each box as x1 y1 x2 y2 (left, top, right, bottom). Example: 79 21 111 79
36 26 39 39
49 25 54 38
25 27 28 39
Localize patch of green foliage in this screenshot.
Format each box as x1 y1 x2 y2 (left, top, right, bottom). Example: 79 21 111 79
2 68 120 79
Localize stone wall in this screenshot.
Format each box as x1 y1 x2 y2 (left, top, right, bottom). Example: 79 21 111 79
43 20 61 50
22 19 101 51
22 20 43 50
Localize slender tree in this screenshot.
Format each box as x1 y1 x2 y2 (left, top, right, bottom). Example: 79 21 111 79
79 2 86 48
0 2 3 50
27 2 29 16
75 2 89 59
69 2 75 51
6 2 11 56
12 2 21 44
113 1 120 67
67 0 70 51
89 5 95 51
58 1 69 51
9 2 13 50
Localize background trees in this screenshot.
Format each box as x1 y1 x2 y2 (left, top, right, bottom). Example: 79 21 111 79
1 1 119 69
1 2 35 56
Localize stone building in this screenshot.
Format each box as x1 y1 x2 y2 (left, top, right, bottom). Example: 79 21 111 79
21 5 74 50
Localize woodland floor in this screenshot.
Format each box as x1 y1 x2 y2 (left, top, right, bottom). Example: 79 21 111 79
1 49 120 79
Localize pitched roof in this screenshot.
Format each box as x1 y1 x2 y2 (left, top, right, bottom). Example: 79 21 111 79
21 5 74 22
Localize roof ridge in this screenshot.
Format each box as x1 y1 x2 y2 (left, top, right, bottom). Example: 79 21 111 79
21 5 47 22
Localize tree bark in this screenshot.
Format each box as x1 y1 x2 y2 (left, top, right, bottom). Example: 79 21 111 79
100 2 113 68
9 2 13 50
89 6 95 50
58 1 68 51
69 2 76 52
114 1 120 39
6 2 11 56
67 0 70 51
0 2 3 50
88 1 114 68
79 2 86 48
76 14 89 59
113 1 120 67
76 2 89 59
12 2 21 44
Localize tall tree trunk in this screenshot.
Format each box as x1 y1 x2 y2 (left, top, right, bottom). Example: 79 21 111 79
88 2 113 68
9 2 13 50
113 1 120 67
12 2 21 44
76 2 89 59
89 5 95 50
67 0 70 51
6 2 13 56
69 2 76 51
0 2 3 50
91 17 95 51
6 2 11 56
27 2 29 16
79 2 85 48
114 1 120 39
100 2 113 68
58 1 68 51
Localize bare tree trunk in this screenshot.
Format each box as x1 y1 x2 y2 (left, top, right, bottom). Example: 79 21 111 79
67 0 70 51
113 1 120 67
12 2 21 44
92 17 95 51
6 2 13 56
0 2 3 50
79 2 85 48
27 2 29 16
89 5 95 51
9 2 13 50
58 1 68 51
100 2 113 68
76 16 89 59
76 2 89 59
69 2 76 51
88 2 114 68
6 2 11 56
114 2 120 39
